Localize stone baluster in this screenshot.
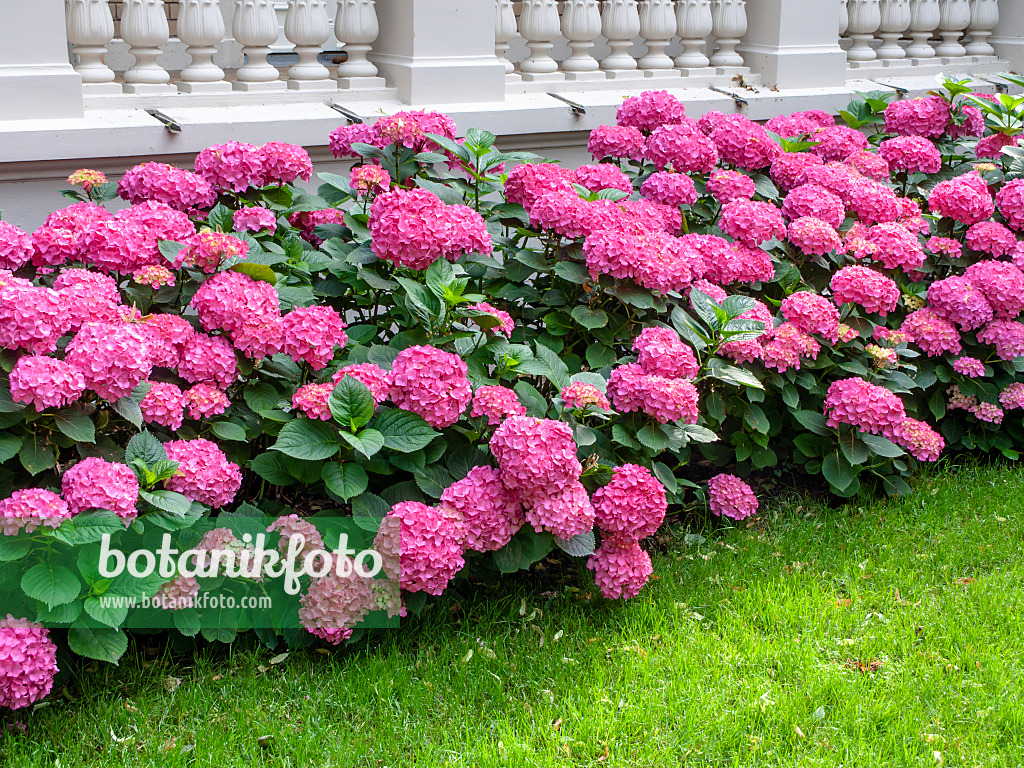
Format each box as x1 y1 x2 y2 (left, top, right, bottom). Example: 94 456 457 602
121 0 176 92
877 0 911 59
518 0 563 80
907 0 940 57
710 0 747 68
638 0 679 74
561 0 605 80
936 0 970 56
178 0 231 92
846 0 881 61
233 0 287 89
840 0 850 38
675 0 714 70
335 0 385 88
495 0 519 79
965 0 999 56
285 0 334 88
66 0 121 95
601 0 642 76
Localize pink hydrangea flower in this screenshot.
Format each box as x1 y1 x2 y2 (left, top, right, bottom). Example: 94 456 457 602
824 377 906 438
388 345 471 428
640 171 699 209
781 183 846 228
62 457 139 522
298 566 375 645
771 152 823 192
184 383 230 420
152 577 200 610
117 201 196 246
788 217 842 256
707 473 759 520
616 90 686 133
634 326 698 379
142 313 196 369
573 164 632 194
0 284 71 355
761 322 820 372
370 110 458 153
490 416 581 493
720 199 787 246
560 382 611 411
504 163 576 210
64 322 152 401
976 133 1017 160
998 382 1024 410
164 438 242 509
8 356 85 411
279 306 348 371
528 191 593 240
780 291 840 341
67 168 107 191
140 381 186 431
268 513 325 559
523 480 596 540
191 270 279 336
118 162 217 211
233 206 278 233
927 275 993 330
701 242 774 285
810 125 870 161
970 401 1004 424
441 466 524 553
607 364 700 424
588 124 647 161
646 123 718 174
470 386 526 426
995 178 1024 231
593 464 667 541
965 221 1017 257
900 308 962 356
175 231 249 273
844 150 891 182
846 181 902 225
467 302 514 337
884 96 951 138
976 319 1024 360
963 260 1024 318
257 141 312 186
0 616 58 709
291 382 334 421
288 209 347 246
328 123 374 158
766 110 834 138
587 537 653 600
952 357 985 378
705 169 756 204
830 266 900 316
194 141 265 192
926 236 963 259
929 172 995 225
178 332 238 389
0 221 33 270
878 135 942 174
333 363 390 406
383 501 465 595
0 489 71 536
132 265 176 289
865 222 926 272
708 114 781 170
350 165 391 195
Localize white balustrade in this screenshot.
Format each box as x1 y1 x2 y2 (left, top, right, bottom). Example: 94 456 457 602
839 0 850 37
178 0 231 92
495 0 519 78
847 0 881 62
936 0 971 56
877 0 911 59
561 0 604 79
675 0 714 69
710 0 747 68
234 0 287 90
907 0 940 58
121 0 176 92
965 0 999 56
335 0 385 88
519 0 563 79
285 0 333 88
66 0 120 94
638 0 679 75
601 0 642 76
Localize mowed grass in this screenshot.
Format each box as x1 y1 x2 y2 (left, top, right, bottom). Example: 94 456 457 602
2 461 1023 768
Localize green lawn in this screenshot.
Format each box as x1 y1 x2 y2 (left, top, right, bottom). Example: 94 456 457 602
3 461 1023 767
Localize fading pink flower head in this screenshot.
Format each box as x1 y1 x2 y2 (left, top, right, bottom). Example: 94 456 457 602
926 236 963 259
760 322 820 372
824 377 906 438
175 231 249 273
350 165 391 195
132 265 176 289
470 385 526 426
970 401 1004 424
998 382 1024 410
164 438 242 509
587 537 653 600
0 616 58 710
299 568 376 645
9 356 85 411
707 473 759 520
184 383 230 420
560 382 610 412
67 168 107 191
0 489 71 537
62 457 139 522
388 345 471 428
288 209 347 246
371 110 457 153
952 356 985 378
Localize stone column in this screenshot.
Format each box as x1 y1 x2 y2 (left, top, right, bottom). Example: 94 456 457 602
991 0 1024 71
0 0 83 119
369 0 506 105
737 0 848 88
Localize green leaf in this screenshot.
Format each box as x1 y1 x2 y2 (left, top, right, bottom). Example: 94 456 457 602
373 408 440 453
425 258 456 299
84 596 129 628
0 433 22 464
352 492 390 531
272 419 341 461
535 342 571 390
54 410 96 443
322 462 368 501
637 424 670 453
22 563 81 610
743 404 770 434
329 376 376 432
173 608 202 637
210 421 248 442
231 262 279 285
111 382 150 429
793 410 829 436
249 452 295 486
244 382 280 413
125 431 167 466
492 540 523 574
340 427 385 459
570 305 608 329
652 463 679 494
554 530 596 557
158 239 186 265
859 433 906 458
413 177 464 206
140 489 192 516
838 432 870 466
0 537 30 562
50 511 124 546
678 424 719 443
690 289 722 331
19 438 55 476
553 261 592 284
822 452 855 493
414 465 454 499
68 625 128 664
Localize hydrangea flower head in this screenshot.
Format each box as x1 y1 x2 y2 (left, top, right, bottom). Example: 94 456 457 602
164 438 242 509
705 169 756 204
328 123 374 158
62 457 139 522
884 96 951 138
929 172 995 225
720 199 787 246
299 566 376 645
707 474 759 520
64 322 152 401
9 356 85 411
573 164 632 194
522 481 596 540
588 125 646 161
467 302 513 337
140 381 186 431
593 464 667 541
634 326 698 379
0 489 71 536
333 363 391 407
350 165 391 195
0 221 33 270
388 345 471 428
995 178 1024 231
976 319 1024 360
781 183 846 228
788 217 841 256
587 538 653 600
176 231 249 273
560 382 611 411
384 501 464 595
616 90 686 133
900 308 962 356
0 616 58 709
878 135 942 174
489 416 581 493
927 275 993 330
257 142 312 186
708 114 781 169
640 172 698 208
646 123 718 174
824 377 906 438
963 260 1024 319
830 266 900 316
184 384 230 420
441 466 524 552
178 332 238 389
194 141 265 192
191 270 280 335
470 386 526 426
279 306 348 371
292 382 334 421
780 291 840 342
952 357 985 378
118 162 216 211
233 207 278 234
0 284 71 355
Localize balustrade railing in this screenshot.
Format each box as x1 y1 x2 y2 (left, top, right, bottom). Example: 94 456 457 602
841 0 1001 68
501 0 755 89
65 0 386 97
